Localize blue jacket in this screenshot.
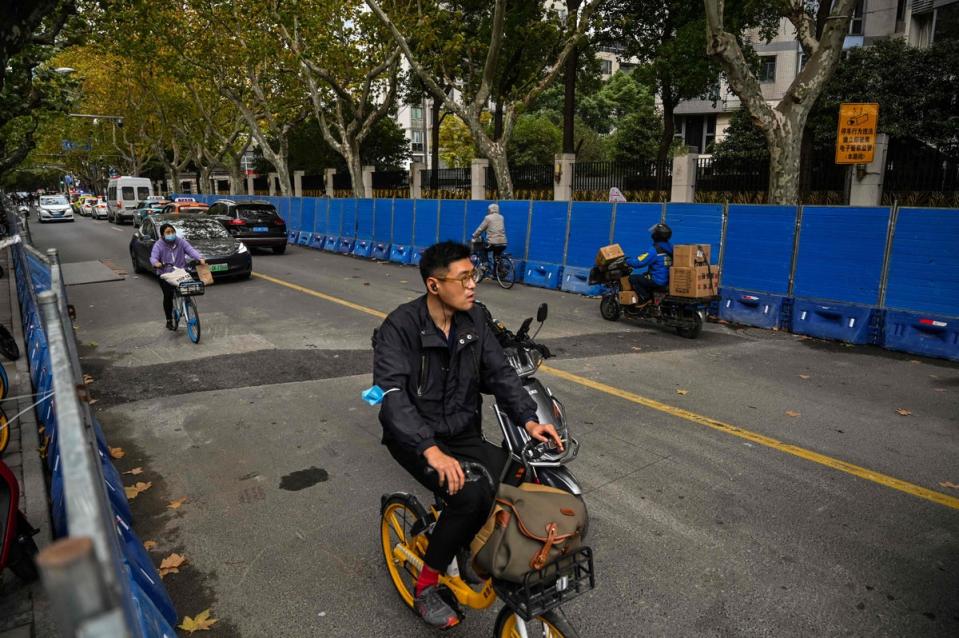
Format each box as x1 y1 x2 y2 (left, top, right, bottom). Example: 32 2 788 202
626 241 673 286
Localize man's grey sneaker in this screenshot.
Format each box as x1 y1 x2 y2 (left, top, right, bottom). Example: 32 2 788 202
414 585 460 629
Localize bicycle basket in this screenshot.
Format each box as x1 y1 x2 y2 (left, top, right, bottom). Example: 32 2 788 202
178 280 205 297
493 546 595 621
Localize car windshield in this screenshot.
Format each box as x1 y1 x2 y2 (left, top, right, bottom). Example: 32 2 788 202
178 206 208 215
167 218 230 240
40 196 68 205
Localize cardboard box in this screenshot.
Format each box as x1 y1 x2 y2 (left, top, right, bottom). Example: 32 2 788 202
669 265 720 298
595 243 625 266
672 244 711 269
619 275 633 291
619 290 639 306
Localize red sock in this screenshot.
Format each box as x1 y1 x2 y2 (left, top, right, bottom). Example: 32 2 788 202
415 564 440 596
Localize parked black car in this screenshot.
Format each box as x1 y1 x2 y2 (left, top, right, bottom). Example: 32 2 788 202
205 200 287 254
129 214 253 280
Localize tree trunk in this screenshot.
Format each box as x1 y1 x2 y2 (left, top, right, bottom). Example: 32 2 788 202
228 155 243 195
657 90 676 191
562 0 581 155
493 99 504 143
766 120 803 205
345 139 366 198
430 97 442 183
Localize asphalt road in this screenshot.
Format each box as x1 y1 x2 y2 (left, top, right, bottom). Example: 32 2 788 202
29 214 959 637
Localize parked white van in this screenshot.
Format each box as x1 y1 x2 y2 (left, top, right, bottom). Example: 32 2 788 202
107 176 153 224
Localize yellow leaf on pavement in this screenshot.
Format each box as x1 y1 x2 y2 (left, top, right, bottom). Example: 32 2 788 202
179 609 218 633
895 408 912 416
159 553 187 577
109 446 125 459
798 374 811 380
168 497 188 510
82 373 94 384
785 410 801 418
939 481 959 490
143 540 158 551
123 467 143 476
676 389 689 396
124 481 152 500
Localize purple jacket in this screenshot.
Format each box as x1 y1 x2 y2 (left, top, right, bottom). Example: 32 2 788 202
150 236 203 274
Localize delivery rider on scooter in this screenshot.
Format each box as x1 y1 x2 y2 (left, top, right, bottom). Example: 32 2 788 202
627 223 673 305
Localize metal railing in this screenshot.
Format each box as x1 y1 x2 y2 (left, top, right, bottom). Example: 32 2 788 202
7 207 174 636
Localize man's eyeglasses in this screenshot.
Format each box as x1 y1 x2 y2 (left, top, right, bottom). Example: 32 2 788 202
435 269 479 288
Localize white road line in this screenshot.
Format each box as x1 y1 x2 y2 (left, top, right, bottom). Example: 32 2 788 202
111 227 123 232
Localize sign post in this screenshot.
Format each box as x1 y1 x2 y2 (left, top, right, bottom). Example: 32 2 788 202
835 103 879 165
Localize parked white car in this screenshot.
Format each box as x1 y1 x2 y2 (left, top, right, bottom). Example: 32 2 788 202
37 195 75 223
92 198 109 220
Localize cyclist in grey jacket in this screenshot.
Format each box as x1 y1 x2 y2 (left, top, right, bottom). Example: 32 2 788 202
471 203 507 266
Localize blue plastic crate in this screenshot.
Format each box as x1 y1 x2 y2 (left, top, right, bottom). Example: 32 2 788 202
524 263 563 289
883 310 959 362
389 245 413 265
719 288 792 330
791 299 882 345
560 267 603 296
371 242 391 261
352 240 374 258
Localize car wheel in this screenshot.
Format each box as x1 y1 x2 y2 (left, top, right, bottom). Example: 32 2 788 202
131 249 145 274
273 244 286 255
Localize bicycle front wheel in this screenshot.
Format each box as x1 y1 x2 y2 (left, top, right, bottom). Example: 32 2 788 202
0 324 20 360
184 298 201 344
0 405 10 455
0 361 8 401
494 607 580 638
380 495 428 609
495 256 515 289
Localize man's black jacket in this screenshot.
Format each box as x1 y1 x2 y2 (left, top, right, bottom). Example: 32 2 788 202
373 295 538 454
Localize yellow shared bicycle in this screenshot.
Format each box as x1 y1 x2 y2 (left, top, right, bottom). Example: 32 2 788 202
380 461 594 637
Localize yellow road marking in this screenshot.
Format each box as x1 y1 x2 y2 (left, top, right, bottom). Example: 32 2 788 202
252 272 386 319
254 269 959 511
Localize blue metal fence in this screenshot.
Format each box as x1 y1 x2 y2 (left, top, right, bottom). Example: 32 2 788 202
178 193 959 361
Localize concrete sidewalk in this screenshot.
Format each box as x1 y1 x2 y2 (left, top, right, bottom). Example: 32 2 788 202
0 248 55 638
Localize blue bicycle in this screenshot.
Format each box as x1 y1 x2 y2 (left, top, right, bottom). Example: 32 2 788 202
172 280 204 344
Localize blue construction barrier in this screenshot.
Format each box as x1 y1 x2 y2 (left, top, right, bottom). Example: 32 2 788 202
439 199 467 243
664 203 724 265
12 243 177 636
371 241 391 261
791 206 890 344
883 310 959 361
413 199 440 252
611 203 663 261
524 201 568 289
352 239 374 258
389 244 414 265
372 199 393 244
719 205 798 329
323 235 338 252
561 202 612 296
356 199 374 241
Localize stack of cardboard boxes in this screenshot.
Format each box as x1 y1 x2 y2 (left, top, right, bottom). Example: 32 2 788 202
669 244 719 297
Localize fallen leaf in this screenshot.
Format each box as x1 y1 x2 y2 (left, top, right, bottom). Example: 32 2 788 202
630 346 642 351
168 497 188 510
400 280 408 284
934 388 945 393
82 373 94 385
143 540 158 551
159 553 187 577
895 408 912 416
88 398 98 406
939 481 959 490
124 481 152 500
785 410 801 418
179 609 217 633
123 467 143 476
798 374 811 380
676 389 689 396
109 446 125 459
910 359 921 364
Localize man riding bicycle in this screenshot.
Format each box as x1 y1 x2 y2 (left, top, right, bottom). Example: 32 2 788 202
372 241 562 629
471 203 507 269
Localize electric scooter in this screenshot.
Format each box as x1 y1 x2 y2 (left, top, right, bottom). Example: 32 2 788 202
0 458 39 582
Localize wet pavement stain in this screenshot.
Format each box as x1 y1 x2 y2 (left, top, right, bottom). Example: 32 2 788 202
279 467 329 491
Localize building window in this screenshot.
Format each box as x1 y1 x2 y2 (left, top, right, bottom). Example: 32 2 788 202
849 0 864 35
896 0 907 21
411 106 423 122
411 130 424 153
758 55 777 83
704 116 717 154
797 52 808 75
934 3 959 43
600 59 613 75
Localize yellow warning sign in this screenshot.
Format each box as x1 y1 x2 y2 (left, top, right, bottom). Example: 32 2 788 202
835 103 879 165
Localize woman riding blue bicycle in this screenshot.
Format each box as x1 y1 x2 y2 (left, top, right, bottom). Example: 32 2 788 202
151 223 206 331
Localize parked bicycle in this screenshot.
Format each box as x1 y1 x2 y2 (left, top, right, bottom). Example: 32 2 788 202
470 242 516 289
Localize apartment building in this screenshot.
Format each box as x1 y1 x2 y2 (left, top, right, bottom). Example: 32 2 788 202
674 0 959 154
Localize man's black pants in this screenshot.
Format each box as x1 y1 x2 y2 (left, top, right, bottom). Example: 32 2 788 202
629 272 666 302
387 430 505 572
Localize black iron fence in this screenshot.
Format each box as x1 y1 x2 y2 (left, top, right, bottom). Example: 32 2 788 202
695 152 847 204
486 164 553 200
421 168 470 199
884 141 959 207
572 160 671 201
